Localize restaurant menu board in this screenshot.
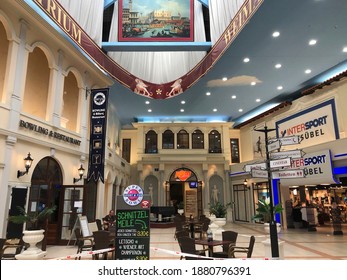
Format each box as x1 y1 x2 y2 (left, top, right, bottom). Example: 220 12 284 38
115 194 150 260
185 190 197 217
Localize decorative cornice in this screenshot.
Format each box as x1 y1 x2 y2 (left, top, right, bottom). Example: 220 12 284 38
302 70 347 96
233 101 292 129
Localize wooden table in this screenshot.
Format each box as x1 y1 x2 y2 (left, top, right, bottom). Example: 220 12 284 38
195 239 232 257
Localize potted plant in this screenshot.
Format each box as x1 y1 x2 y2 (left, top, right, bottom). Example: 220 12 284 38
209 201 231 218
8 205 56 259
252 197 283 232
8 205 56 230
208 202 231 234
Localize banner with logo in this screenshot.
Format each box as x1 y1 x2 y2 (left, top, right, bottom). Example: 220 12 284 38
87 88 109 183
275 99 339 149
279 149 339 186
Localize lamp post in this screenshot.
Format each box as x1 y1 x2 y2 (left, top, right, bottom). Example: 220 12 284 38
254 126 279 258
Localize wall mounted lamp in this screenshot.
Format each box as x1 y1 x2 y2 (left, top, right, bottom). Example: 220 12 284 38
73 164 85 183
243 179 248 186
17 153 34 178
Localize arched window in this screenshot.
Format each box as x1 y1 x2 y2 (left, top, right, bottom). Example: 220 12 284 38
23 47 50 120
177 129 189 149
0 22 9 103
145 130 158 153
192 129 204 149
208 130 222 153
162 129 174 149
62 72 79 131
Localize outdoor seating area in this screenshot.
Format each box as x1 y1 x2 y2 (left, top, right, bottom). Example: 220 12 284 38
173 215 255 259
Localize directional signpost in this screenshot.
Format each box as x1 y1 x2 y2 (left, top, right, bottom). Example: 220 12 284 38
249 126 305 259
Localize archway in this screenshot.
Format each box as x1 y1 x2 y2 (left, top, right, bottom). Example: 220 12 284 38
30 156 63 248
167 168 202 218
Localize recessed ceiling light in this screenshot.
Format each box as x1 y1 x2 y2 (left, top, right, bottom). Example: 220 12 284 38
145 101 150 104
343 46 347 52
305 69 312 74
251 81 256 86
148 109 152 112
213 108 217 112
238 109 243 112
243 57 250 63
222 77 228 81
180 109 184 112
206 92 211 96
256 98 261 102
309 39 317 45
275 63 282 69
272 31 280 37
181 100 185 104
231 95 236 99
277 86 283 90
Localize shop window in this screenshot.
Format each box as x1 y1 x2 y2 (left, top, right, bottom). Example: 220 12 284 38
145 130 158 153
230 138 240 163
208 130 222 153
192 129 204 149
162 129 174 149
177 129 189 149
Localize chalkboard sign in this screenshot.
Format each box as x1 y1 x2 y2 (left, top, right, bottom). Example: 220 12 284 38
115 192 150 260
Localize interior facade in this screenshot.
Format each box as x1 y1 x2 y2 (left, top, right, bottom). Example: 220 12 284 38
0 0 346 252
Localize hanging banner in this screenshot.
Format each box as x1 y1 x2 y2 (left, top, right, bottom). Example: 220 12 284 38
87 88 109 183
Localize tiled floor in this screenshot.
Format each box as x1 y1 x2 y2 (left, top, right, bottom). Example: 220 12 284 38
44 222 347 260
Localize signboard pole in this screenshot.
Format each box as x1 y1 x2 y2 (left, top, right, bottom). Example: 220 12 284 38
254 126 280 258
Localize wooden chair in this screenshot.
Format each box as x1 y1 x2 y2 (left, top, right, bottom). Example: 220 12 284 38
74 228 93 259
177 236 208 260
228 235 255 258
174 215 189 240
92 230 112 260
212 230 238 258
95 219 103 230
194 217 211 239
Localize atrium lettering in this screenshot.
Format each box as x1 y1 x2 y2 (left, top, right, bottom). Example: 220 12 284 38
34 0 82 44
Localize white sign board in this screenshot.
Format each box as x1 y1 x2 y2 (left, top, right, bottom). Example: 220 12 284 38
279 135 301 145
251 169 269 178
267 140 281 152
244 162 267 172
271 150 304 159
272 169 305 179
270 158 292 169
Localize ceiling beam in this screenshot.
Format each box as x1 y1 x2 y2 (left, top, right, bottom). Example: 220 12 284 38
102 41 212 52
104 0 117 10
